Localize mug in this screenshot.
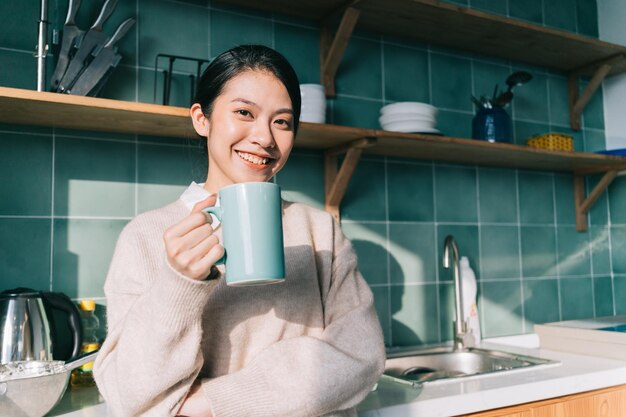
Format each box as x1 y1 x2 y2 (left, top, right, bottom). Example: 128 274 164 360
204 182 285 286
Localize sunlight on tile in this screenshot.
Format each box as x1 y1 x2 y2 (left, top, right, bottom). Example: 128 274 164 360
68 179 134 217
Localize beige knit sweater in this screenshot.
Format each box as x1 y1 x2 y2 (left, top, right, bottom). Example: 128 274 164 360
93 192 385 417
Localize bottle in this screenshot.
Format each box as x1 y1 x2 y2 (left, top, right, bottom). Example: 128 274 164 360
70 300 100 388
460 257 482 345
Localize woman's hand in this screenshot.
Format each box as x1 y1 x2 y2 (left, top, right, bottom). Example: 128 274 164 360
176 382 213 417
164 195 225 280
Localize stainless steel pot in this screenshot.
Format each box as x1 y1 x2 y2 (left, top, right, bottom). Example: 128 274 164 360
0 350 98 417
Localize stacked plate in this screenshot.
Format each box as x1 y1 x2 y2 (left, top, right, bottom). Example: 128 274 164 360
300 84 326 124
379 102 439 133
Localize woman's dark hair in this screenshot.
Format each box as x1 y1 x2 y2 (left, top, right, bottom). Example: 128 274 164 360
194 44 301 135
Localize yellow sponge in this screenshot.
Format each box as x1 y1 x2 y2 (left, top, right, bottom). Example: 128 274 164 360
527 132 574 152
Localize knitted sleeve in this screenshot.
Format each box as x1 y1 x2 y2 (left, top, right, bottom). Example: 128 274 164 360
93 220 218 417
201 217 386 417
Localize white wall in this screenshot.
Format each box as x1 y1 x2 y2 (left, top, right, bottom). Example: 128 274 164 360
599 0 626 149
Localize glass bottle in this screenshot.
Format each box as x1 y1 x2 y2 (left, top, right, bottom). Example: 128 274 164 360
70 300 100 388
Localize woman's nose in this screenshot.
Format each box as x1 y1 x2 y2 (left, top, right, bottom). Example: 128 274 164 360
250 122 276 148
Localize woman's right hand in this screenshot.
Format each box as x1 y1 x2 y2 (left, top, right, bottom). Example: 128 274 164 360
163 194 225 280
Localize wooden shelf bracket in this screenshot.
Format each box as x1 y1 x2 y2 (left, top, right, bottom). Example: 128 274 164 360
569 55 625 131
324 137 377 222
320 6 361 97
573 170 618 231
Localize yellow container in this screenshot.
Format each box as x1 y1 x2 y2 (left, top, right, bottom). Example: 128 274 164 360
527 132 574 152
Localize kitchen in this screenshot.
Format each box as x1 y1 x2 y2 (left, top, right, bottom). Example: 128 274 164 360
3 0 626 415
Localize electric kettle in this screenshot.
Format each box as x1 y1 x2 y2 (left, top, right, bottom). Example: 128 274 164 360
0 288 82 363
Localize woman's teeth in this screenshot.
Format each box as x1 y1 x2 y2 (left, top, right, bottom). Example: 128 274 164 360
237 151 270 165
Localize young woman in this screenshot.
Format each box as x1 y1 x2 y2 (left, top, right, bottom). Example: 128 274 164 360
93 45 385 417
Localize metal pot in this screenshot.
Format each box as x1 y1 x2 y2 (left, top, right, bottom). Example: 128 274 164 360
0 350 98 417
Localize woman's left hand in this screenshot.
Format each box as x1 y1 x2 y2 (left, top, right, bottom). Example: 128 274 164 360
176 382 213 417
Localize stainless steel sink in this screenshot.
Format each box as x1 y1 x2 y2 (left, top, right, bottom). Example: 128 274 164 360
384 346 557 386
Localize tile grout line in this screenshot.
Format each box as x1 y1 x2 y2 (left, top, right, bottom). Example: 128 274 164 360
134 136 139 216
0 215 135 220
552 173 563 321
380 40 393 345
384 157 393 346
585 178 597 317
49 130 56 291
135 0 140 103
208 0 212 59
606 182 617 315
134 0 140 212
476 166 486 338
367 276 577 287
515 169 526 333
431 161 441 343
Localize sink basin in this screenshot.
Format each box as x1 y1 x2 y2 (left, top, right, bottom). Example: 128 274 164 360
384 346 557 386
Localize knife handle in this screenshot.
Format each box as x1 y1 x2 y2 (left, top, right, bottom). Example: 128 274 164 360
65 0 81 26
91 0 119 31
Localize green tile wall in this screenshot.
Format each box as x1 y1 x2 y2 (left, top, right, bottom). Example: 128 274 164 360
0 0 618 348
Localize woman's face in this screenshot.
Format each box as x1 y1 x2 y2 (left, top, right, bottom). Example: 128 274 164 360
200 69 295 192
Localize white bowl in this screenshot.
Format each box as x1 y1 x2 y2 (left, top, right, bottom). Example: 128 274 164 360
380 102 437 118
379 112 435 126
381 119 439 133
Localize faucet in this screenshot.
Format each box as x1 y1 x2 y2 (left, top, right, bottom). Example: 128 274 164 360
442 235 475 351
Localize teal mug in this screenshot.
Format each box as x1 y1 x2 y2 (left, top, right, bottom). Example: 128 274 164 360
203 182 285 286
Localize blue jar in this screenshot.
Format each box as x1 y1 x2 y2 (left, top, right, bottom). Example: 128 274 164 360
472 106 512 143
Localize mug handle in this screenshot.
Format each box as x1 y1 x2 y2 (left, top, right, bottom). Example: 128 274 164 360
203 206 225 265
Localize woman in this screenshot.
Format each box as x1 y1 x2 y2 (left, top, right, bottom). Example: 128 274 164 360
94 45 385 417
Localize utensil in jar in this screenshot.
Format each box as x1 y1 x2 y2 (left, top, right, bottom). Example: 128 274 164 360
495 71 533 107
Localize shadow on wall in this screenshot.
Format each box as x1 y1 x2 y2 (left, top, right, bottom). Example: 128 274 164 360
46 137 207 298
351 239 422 347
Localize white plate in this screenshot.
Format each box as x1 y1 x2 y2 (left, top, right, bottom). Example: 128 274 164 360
379 113 435 125
381 119 435 130
380 102 437 117
381 120 440 134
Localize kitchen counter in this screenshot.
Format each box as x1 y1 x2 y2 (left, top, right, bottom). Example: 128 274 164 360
359 334 626 416
48 335 626 417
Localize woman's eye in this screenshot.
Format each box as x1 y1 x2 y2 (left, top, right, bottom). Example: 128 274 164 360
236 109 252 117
274 119 292 128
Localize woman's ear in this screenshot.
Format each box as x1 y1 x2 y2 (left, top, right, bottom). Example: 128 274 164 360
190 103 210 136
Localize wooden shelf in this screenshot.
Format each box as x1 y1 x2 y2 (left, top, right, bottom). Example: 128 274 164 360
218 0 626 129
296 124 626 174
2 86 624 230
0 87 197 139
3 87 625 174
217 0 626 77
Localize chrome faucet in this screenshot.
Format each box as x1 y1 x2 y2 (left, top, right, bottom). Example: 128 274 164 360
442 235 475 350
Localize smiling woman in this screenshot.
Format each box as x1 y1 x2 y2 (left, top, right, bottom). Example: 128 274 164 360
191 70 296 189
92 45 385 417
